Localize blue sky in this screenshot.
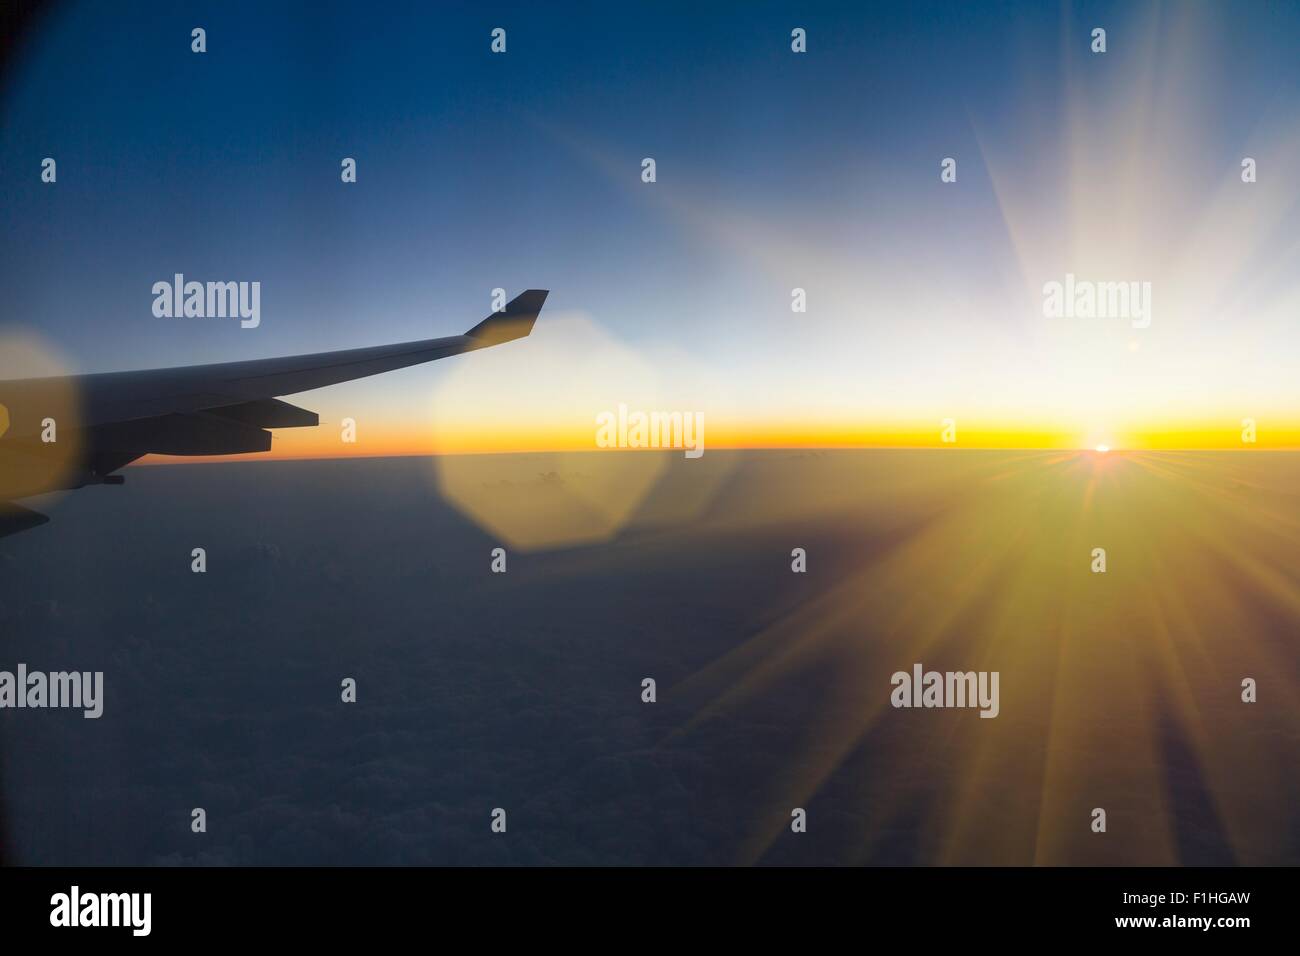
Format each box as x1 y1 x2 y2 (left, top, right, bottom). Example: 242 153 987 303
3 1 1299 450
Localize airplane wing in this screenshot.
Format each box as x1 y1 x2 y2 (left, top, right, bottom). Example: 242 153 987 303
0 289 547 534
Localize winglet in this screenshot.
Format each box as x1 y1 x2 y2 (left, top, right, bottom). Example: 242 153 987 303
465 289 549 346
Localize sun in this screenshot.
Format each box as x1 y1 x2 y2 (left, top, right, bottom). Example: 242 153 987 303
1095 444 1110 453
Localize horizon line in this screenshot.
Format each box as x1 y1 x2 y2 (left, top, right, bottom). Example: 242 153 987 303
129 444 1300 467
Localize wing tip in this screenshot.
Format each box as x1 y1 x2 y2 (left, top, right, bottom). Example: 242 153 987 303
465 289 549 345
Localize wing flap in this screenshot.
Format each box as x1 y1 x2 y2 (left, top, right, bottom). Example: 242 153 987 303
206 398 320 429
94 412 271 456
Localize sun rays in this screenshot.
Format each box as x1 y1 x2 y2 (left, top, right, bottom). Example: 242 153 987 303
651 450 1300 864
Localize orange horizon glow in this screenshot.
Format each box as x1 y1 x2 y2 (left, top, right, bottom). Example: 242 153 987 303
132 418 1300 466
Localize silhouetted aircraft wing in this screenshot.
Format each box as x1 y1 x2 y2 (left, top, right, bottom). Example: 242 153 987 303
0 289 547 533
73 289 547 428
